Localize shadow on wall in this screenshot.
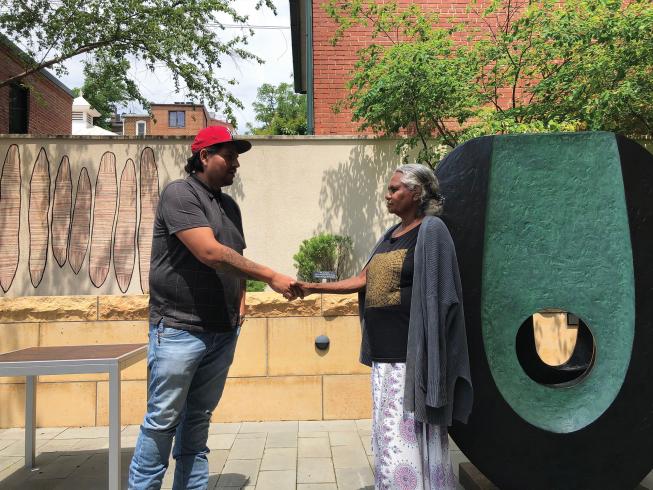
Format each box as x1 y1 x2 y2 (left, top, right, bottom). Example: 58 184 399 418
317 142 399 275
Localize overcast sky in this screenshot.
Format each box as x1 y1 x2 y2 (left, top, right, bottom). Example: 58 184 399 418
57 1 294 133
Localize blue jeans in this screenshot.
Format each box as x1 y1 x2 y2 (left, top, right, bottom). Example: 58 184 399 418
128 322 238 490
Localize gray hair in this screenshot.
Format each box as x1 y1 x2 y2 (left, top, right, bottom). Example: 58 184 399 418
395 164 444 217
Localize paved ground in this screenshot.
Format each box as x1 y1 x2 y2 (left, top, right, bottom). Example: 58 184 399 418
0 419 473 489
0 420 652 489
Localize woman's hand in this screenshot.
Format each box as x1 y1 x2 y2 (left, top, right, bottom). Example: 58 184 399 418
289 281 310 299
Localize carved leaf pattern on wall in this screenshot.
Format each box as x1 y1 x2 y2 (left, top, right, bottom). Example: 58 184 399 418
89 152 117 288
68 167 92 275
51 155 72 267
0 146 162 294
113 159 137 293
138 148 160 294
0 145 21 293
29 148 51 288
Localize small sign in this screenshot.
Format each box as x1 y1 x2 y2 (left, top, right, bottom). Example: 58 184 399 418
313 271 337 280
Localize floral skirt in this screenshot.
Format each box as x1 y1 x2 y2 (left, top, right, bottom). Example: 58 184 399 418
371 362 456 490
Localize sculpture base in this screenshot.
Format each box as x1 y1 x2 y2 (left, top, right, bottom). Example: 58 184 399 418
459 462 498 490
459 462 651 490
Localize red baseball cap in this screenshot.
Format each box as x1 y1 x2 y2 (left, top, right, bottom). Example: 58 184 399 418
191 126 252 154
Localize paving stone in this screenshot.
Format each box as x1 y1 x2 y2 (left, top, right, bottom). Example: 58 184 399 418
450 449 470 479
121 435 139 448
207 433 237 450
299 421 357 433
228 438 266 460
335 466 374 489
297 484 338 490
332 445 369 469
121 425 142 437
255 469 296 489
0 439 17 452
357 428 372 438
265 431 297 448
0 427 65 440
55 426 112 439
297 457 336 484
208 449 229 475
449 435 460 451
36 438 79 453
360 436 373 456
298 431 328 438
29 453 92 479
161 459 176 489
0 456 20 472
73 437 109 451
260 447 297 471
240 421 298 433
329 431 363 447
355 419 372 431
236 432 267 440
298 437 331 458
208 422 242 435
217 458 260 487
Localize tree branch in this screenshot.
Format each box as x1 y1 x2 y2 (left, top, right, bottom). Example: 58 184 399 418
0 39 118 88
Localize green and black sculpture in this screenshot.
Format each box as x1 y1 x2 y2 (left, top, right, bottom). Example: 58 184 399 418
436 132 653 489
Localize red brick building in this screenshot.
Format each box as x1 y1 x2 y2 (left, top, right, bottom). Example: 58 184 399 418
122 102 233 136
290 0 494 135
0 36 73 135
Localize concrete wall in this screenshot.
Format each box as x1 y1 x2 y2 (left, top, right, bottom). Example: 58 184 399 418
0 292 371 428
0 293 577 428
0 135 401 297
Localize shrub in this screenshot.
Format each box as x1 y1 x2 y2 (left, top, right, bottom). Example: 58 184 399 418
246 280 267 292
293 233 352 282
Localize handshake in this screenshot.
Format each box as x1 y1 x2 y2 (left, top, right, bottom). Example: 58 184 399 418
269 273 312 300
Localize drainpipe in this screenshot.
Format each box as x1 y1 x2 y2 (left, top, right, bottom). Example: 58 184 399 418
305 0 314 134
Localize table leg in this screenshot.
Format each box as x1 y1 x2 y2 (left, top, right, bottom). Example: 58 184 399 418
25 375 36 469
109 366 121 490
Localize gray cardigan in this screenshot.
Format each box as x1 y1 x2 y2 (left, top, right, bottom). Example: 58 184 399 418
358 216 473 426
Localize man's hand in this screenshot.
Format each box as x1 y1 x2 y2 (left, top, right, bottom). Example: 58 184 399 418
293 281 314 299
269 273 299 300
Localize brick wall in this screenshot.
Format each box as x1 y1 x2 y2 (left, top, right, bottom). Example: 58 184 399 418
149 105 207 136
0 45 72 135
311 0 514 135
122 117 148 136
123 106 214 136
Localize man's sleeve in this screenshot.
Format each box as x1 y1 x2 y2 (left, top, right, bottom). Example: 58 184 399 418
160 181 210 235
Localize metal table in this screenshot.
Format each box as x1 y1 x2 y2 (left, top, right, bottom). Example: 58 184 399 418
0 344 147 490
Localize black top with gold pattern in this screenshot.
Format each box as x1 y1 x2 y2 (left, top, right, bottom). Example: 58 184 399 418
364 224 420 362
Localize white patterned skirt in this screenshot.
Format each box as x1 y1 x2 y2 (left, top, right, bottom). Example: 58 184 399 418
371 362 456 490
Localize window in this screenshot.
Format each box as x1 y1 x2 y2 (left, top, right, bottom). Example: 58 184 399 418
136 120 146 136
9 83 29 134
168 110 185 128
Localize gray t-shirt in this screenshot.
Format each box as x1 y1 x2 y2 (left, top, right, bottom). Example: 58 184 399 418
148 174 246 332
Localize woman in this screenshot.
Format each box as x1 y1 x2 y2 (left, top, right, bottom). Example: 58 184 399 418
297 164 473 489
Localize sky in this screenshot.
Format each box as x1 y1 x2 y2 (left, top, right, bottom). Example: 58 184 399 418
57 1 294 133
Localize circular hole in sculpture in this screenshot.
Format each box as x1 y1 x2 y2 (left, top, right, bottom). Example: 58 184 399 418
516 310 595 387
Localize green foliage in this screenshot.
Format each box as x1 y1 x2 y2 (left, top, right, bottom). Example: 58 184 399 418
324 0 653 167
293 233 352 282
0 0 276 125
247 82 307 135
73 54 147 129
246 280 267 292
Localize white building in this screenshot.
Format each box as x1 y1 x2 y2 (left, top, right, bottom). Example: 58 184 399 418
71 95 118 136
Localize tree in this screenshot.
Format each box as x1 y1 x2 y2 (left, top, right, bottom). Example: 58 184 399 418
0 0 276 124
248 82 307 135
73 55 145 129
325 0 653 167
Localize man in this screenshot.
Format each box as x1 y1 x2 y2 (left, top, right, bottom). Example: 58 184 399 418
128 126 297 489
